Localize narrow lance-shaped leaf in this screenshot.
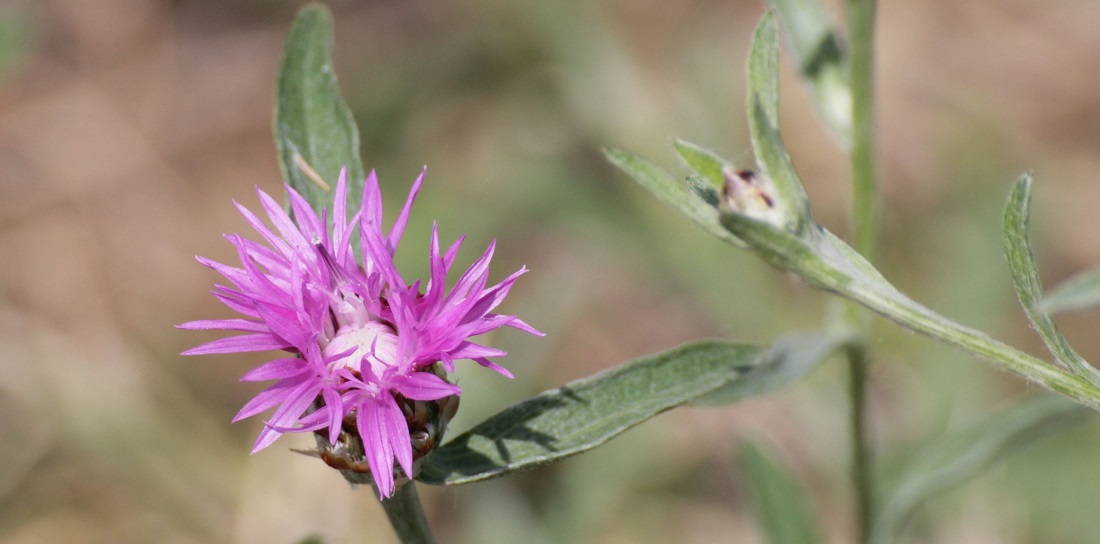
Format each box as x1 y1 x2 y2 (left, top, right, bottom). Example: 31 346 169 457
1003 176 1100 384
275 3 367 216
870 396 1087 543
604 147 745 248
746 11 813 234
416 340 764 485
767 0 851 145
1041 265 1100 314
749 11 780 126
673 138 734 190
693 330 846 406
739 441 823 544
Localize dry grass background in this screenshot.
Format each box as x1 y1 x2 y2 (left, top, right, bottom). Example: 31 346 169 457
4 1 1100 542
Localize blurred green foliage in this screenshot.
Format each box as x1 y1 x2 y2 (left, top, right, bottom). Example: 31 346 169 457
0 6 31 85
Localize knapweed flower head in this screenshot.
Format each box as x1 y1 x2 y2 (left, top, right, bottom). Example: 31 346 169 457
179 167 541 497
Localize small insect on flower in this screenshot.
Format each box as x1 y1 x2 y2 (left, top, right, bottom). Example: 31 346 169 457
178 167 542 498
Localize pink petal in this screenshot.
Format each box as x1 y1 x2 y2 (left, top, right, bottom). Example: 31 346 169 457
442 242 495 312
248 376 326 453
443 235 465 272
286 185 326 244
457 313 521 336
249 426 285 454
213 288 259 317
447 341 507 361
473 357 514 379
181 333 290 356
264 378 323 428
438 352 455 373
356 397 396 498
232 237 291 277
360 171 383 236
361 221 407 291
234 374 309 422
197 256 250 290
251 298 311 350
386 166 424 253
461 267 528 321
321 386 345 445
176 319 267 332
435 268 491 327
332 167 349 248
233 234 290 302
391 372 461 401
423 223 446 310
289 405 338 435
381 396 414 483
240 357 308 382
504 316 545 336
335 208 363 267
234 199 295 260
257 187 313 257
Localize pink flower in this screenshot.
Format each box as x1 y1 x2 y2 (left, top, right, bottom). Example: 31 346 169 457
180 167 541 497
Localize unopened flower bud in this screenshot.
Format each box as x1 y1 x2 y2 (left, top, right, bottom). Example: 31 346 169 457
721 167 787 227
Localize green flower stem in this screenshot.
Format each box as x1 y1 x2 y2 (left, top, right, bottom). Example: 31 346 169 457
847 0 878 260
846 342 873 544
379 482 437 544
846 1 878 542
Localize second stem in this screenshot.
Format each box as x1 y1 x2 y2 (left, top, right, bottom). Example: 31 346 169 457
846 0 879 542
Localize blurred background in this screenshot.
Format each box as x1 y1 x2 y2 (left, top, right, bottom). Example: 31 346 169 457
4 0 1100 542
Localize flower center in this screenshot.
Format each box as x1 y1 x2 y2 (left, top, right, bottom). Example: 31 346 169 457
323 321 400 379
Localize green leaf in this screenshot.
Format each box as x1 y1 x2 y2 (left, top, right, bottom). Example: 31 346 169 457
416 340 764 485
739 441 823 544
1041 265 1100 314
274 3 366 216
871 396 1087 543
673 138 734 189
1003 176 1100 383
693 330 846 406
748 12 780 127
746 12 813 234
767 0 851 145
604 147 745 248
719 206 1100 409
685 174 721 207
719 212 855 291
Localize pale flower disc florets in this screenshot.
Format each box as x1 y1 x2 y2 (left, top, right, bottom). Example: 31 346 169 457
325 321 399 378
179 166 542 497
